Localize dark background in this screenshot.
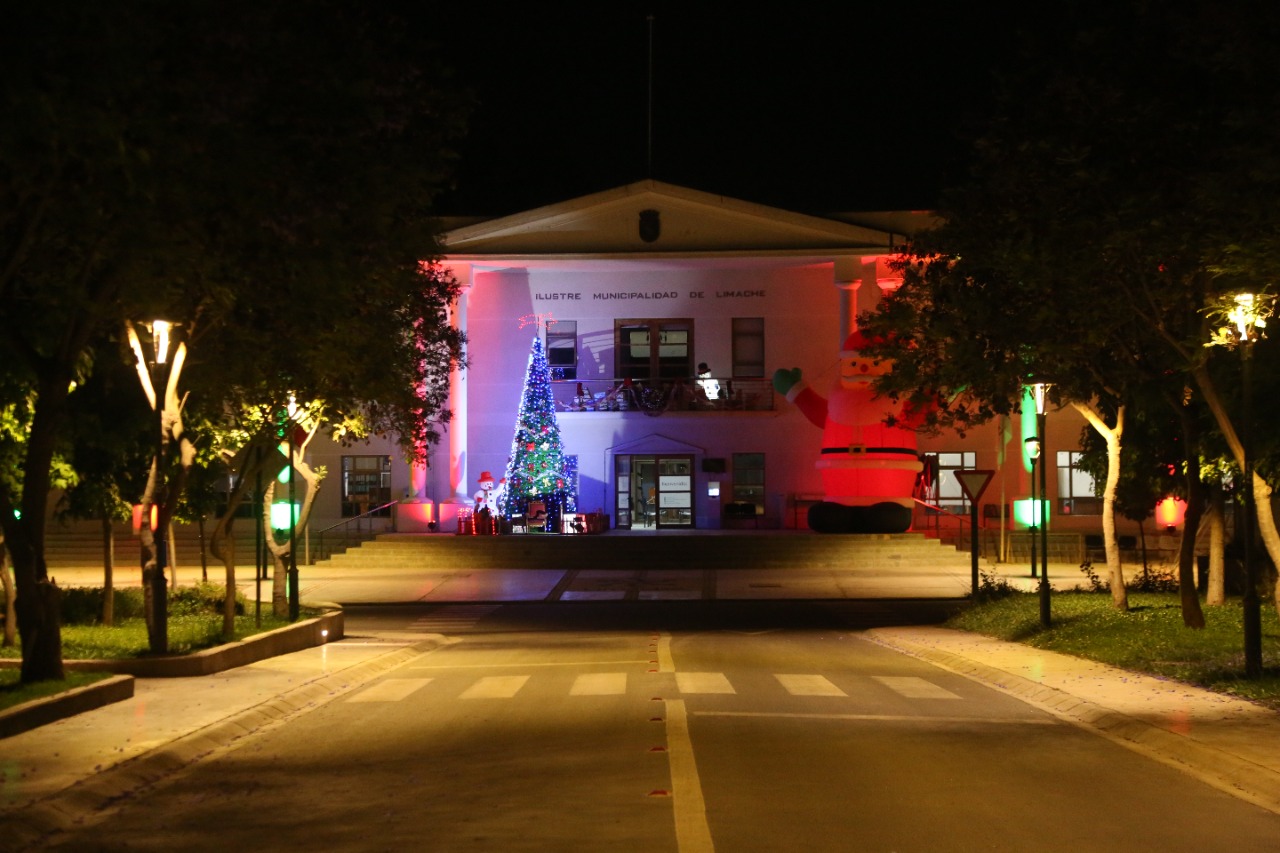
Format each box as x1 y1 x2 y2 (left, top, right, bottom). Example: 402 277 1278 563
428 5 1028 217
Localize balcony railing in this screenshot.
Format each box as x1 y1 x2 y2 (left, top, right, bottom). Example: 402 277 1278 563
552 377 775 414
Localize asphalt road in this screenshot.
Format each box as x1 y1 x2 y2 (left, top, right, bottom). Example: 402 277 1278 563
41 602 1280 852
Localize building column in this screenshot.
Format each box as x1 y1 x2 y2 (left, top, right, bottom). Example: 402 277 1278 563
833 256 863 344
443 264 473 506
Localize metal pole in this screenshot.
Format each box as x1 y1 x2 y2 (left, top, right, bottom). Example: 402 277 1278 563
152 359 169 654
1038 412 1051 628
969 502 980 596
254 455 262 628
1243 347 1261 677
288 424 299 622
1029 455 1038 579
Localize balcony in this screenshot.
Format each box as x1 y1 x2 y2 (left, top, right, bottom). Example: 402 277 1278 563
552 377 775 414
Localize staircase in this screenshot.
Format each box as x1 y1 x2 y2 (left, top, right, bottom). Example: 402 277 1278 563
317 530 973 573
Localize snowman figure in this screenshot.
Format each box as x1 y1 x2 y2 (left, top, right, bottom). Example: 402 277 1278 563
473 471 500 516
772 331 923 533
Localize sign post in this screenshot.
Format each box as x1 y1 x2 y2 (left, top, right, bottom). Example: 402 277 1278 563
955 470 995 596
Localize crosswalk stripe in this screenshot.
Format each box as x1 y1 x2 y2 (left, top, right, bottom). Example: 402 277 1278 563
348 678 433 702
775 674 846 696
676 672 736 694
874 676 961 699
460 675 530 699
570 672 628 696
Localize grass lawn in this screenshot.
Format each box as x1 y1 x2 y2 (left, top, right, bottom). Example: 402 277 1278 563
0 669 118 712
0 606 314 714
0 612 301 661
948 590 1280 710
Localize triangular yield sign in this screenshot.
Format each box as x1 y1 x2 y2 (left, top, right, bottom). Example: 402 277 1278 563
954 469 994 504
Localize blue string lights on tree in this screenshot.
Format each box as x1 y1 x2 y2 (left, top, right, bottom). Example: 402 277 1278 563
499 333 576 531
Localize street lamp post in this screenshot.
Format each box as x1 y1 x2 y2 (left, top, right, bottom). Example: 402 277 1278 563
1034 383 1051 628
1206 290 1274 678
148 320 172 654
1025 436 1039 582
287 398 300 622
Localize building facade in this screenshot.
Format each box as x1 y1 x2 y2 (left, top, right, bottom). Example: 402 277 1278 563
302 181 1141 554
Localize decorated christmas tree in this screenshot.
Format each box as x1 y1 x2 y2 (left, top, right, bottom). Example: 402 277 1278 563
499 335 576 529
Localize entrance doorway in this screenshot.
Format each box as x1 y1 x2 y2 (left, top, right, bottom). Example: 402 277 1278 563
615 454 694 529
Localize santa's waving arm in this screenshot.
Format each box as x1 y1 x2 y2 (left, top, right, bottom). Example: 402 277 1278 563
773 367 827 429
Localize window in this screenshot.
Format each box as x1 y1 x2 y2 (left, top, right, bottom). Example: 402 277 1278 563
732 452 765 514
923 452 976 512
615 319 692 381
546 320 577 380
732 317 765 377
341 455 391 517
1057 451 1101 515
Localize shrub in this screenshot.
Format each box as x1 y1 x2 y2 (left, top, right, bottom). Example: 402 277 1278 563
169 582 246 617
59 587 146 624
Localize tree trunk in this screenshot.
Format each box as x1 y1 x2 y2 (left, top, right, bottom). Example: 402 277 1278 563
1 369 70 683
1178 451 1207 628
1072 402 1129 609
1 544 15 647
1193 363 1280 611
262 440 323 619
198 516 208 584
101 513 115 626
1206 483 1226 605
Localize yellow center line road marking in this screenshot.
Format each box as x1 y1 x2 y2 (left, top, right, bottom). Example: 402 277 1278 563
570 672 628 695
347 678 434 703
657 632 675 672
675 672 736 694
665 699 716 853
874 676 962 699
460 675 531 699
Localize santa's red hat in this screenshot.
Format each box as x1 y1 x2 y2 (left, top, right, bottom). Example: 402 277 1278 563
840 330 875 357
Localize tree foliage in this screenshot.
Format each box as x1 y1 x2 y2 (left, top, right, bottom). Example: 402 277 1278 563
1 1 469 680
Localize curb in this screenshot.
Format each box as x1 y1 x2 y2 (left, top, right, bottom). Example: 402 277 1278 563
0 605 344 739
864 627 1280 816
57 607 344 678
0 675 135 740
10 636 443 852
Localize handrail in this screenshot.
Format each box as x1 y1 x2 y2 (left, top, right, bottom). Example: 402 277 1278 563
912 497 976 551
311 500 399 564
313 500 400 536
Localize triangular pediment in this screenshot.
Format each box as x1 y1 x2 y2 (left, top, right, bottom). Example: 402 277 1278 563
607 432 706 456
442 181 907 257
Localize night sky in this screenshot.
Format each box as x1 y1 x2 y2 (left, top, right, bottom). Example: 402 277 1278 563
429 5 1025 217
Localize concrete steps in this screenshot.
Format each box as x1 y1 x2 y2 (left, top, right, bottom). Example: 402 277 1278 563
318 531 973 573
43 522 973 577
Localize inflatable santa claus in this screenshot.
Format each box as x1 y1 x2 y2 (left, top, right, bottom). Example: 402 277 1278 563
772 331 923 533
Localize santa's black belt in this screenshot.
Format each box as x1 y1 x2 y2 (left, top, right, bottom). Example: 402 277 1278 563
821 447 916 455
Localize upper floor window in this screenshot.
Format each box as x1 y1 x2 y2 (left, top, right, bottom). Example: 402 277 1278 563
615 319 693 381
732 317 765 378
546 320 577 380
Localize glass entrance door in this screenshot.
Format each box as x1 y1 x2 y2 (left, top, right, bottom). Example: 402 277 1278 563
614 455 693 529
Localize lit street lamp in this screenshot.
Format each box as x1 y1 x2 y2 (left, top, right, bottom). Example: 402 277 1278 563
1024 434 1050 628
1206 290 1275 678
1025 436 1040 582
146 318 174 650
1033 383 1050 628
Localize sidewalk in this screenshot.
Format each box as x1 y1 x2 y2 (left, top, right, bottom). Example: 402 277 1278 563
0 629 448 850
868 626 1280 816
